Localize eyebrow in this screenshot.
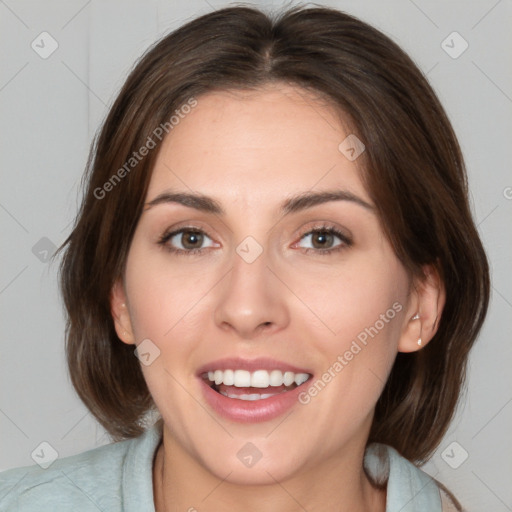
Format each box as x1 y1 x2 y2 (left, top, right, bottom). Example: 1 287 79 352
145 191 223 214
281 190 374 214
144 189 374 215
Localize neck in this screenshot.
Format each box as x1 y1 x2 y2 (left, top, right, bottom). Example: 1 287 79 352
152 426 386 512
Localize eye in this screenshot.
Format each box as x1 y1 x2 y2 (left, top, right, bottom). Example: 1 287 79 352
158 228 217 255
295 225 352 255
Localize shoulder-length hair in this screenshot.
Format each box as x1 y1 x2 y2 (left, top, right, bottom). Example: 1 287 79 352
57 5 489 463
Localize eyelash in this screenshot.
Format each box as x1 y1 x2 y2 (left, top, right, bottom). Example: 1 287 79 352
157 224 352 257
157 228 215 256
295 224 353 256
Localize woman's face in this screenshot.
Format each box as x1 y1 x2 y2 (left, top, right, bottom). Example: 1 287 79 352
115 84 418 484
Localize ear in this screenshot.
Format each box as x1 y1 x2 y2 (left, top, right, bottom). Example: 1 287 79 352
398 264 446 353
110 278 135 345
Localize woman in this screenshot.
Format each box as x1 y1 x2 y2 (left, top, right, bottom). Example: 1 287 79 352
0 5 489 511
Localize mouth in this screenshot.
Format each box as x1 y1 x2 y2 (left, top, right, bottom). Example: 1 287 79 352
196 358 313 422
202 369 311 401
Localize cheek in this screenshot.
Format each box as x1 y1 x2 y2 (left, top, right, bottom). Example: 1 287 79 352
291 255 408 406
123 244 216 341
282 251 408 344
122 244 210 410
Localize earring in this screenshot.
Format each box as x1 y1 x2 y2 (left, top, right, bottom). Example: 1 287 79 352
412 313 421 345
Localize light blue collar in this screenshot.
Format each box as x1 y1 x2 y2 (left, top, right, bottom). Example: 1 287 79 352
365 443 442 511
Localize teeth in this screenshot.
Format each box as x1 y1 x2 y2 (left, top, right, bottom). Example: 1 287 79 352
269 370 283 386
283 371 295 386
234 369 251 387
220 390 288 400
206 369 310 388
251 370 269 388
295 373 309 386
223 369 234 385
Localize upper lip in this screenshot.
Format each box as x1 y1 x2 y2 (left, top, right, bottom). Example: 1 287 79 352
196 357 312 376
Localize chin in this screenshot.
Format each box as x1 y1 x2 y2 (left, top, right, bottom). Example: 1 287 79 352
192 436 313 487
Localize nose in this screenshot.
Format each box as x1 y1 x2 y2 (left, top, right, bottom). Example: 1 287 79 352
213 247 290 339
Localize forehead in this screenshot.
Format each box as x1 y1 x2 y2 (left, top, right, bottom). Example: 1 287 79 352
147 84 370 208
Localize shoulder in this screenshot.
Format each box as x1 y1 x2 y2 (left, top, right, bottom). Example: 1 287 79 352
364 443 463 512
0 437 131 511
0 421 162 512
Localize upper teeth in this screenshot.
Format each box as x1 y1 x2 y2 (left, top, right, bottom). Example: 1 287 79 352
206 369 309 388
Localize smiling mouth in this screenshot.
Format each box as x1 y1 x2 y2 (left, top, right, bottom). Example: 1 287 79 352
202 369 312 401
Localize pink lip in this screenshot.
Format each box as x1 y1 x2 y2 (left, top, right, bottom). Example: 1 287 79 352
199 377 311 423
196 357 313 423
196 357 311 376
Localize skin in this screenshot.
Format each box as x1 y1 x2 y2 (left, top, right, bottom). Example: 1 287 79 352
111 83 445 512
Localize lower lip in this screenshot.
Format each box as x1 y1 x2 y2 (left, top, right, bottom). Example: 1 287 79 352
199 378 310 423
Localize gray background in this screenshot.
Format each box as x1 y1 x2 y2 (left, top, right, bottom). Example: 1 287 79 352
0 0 511 510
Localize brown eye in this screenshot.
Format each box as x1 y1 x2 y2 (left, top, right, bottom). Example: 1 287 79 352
298 228 347 251
180 230 204 249
310 231 335 249
159 228 216 254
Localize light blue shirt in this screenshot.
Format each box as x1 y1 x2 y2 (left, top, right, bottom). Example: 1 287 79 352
0 419 453 511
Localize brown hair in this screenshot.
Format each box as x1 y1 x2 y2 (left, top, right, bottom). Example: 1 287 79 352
56 5 489 462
